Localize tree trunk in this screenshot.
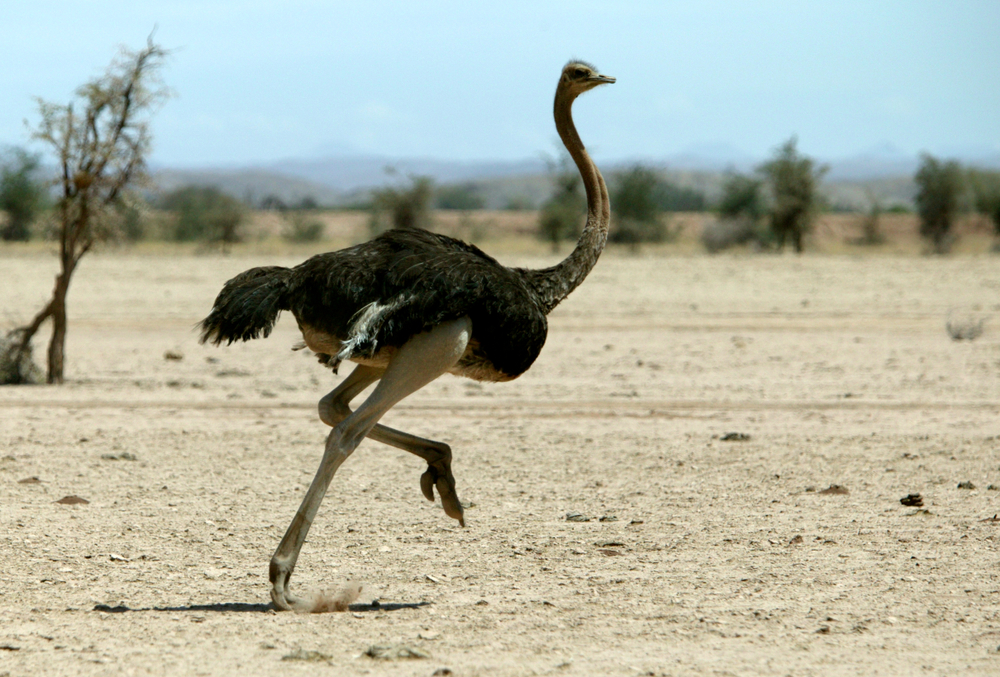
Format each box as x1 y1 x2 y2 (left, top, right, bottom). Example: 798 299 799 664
47 275 68 383
46 257 75 384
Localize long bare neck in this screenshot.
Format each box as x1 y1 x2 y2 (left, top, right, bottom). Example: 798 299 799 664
519 87 609 314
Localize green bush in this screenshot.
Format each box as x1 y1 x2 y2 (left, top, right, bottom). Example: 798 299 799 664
610 216 668 245
655 182 706 212
0 147 47 241
857 197 885 246
503 196 535 211
914 154 962 254
436 183 485 210
282 213 325 242
967 168 1000 236
609 165 671 245
259 195 287 211
369 176 433 236
757 137 827 253
161 186 246 247
701 173 766 252
538 161 585 251
296 196 319 210
718 174 764 222
116 200 147 242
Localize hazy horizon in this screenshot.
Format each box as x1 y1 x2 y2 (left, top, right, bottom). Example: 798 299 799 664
2 1 998 169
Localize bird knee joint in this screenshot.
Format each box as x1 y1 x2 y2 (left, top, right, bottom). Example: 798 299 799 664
269 558 286 584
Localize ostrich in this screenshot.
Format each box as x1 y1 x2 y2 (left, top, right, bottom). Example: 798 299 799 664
199 61 615 611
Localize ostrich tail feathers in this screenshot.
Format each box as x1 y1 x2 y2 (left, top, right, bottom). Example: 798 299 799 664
198 266 292 345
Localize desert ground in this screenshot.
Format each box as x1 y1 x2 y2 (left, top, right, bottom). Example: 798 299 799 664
2 240 999 676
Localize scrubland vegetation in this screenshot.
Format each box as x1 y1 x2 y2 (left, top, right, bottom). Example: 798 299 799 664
7 139 998 257
4 161 999 255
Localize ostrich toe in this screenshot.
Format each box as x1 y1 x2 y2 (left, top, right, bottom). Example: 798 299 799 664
420 463 465 527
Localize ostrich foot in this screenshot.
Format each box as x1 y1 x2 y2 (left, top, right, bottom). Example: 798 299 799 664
269 556 363 612
420 461 465 527
269 557 304 611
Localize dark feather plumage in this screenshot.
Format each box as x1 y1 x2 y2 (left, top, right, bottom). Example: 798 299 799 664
199 229 548 379
199 266 292 345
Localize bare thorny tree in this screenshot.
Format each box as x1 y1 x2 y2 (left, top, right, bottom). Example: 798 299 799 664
3 39 168 384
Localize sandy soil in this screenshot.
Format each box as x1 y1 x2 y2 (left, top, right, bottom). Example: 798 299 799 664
2 247 1000 676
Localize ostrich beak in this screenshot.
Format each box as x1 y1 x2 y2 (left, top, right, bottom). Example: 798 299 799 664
589 73 616 85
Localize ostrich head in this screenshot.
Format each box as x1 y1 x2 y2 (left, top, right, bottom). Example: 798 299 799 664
558 61 616 98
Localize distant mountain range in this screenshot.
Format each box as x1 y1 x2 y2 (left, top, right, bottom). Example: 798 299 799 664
267 155 547 192
151 145 1000 211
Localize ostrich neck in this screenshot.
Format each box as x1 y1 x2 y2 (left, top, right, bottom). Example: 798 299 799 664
519 89 609 315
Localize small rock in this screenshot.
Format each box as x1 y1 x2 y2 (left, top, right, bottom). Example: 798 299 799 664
55 495 89 505
215 368 250 377
988 484 999 491
598 549 623 557
565 512 591 522
281 648 332 663
101 452 138 462
818 485 849 495
789 535 804 545
900 493 923 507
163 350 184 361
598 515 618 522
18 476 41 484
946 318 984 341
432 670 454 676
957 481 976 490
720 432 751 442
364 644 429 660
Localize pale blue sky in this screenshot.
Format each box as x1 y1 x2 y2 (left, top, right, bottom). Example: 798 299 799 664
1 1 997 167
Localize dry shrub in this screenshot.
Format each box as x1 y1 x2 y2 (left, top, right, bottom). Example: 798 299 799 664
701 217 759 253
0 330 44 384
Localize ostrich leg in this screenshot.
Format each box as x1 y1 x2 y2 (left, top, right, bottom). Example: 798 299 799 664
269 317 471 611
318 365 464 525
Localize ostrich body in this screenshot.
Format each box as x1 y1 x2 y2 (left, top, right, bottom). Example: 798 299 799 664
199 61 615 611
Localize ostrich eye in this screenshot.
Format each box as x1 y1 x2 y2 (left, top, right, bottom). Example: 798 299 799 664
574 68 587 79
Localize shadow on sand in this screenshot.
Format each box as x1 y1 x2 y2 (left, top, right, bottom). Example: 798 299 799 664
92 600 430 614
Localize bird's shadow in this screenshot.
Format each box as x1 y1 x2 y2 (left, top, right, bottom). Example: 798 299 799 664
92 600 429 614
